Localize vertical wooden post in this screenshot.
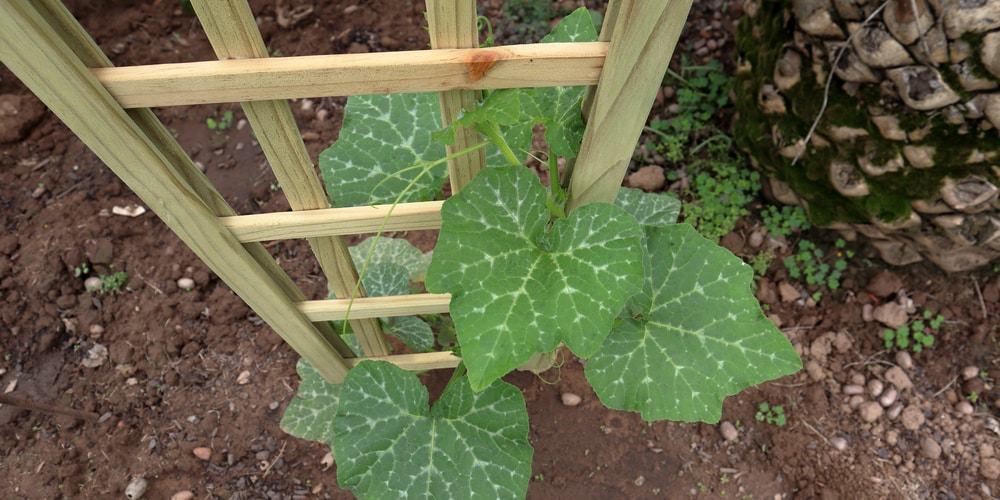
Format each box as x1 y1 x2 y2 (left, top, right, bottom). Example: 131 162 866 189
191 0 389 357
0 0 352 383
426 0 486 193
566 0 693 210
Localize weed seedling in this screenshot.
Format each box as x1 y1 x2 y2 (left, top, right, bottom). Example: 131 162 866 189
883 310 942 354
760 205 810 237
755 402 786 427
206 110 234 131
783 238 854 301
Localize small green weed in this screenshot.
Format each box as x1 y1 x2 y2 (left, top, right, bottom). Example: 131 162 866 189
755 402 786 427
73 262 90 278
783 238 854 301
761 205 810 237
748 250 773 278
681 138 761 241
883 310 943 354
206 110 234 131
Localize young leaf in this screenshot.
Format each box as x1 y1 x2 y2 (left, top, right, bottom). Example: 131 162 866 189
427 166 644 390
349 236 430 282
319 93 447 207
615 188 682 227
280 358 342 447
381 315 434 352
585 224 802 423
334 361 532 499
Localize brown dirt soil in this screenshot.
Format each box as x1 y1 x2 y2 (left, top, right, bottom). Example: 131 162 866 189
1 1 999 499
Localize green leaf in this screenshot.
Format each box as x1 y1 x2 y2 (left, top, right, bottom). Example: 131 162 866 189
615 188 682 227
349 236 430 282
541 7 598 43
426 166 645 391
280 358 342 447
334 361 532 499
320 93 447 207
586 224 802 422
381 315 435 352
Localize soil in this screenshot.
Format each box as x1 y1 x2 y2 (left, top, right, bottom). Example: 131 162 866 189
1 1 999 499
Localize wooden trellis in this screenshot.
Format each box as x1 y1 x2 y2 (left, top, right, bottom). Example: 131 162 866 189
0 0 692 384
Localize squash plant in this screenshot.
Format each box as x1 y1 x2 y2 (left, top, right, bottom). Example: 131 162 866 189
280 10 801 499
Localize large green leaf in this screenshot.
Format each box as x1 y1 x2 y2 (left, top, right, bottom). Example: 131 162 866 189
426 166 645 390
334 361 532 499
279 358 341 446
320 93 447 207
585 224 802 422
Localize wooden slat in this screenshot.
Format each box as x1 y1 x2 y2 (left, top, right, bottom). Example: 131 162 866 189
193 0 390 358
0 0 353 384
566 1 693 210
299 294 452 322
91 42 608 108
427 0 486 193
346 351 462 371
220 201 443 243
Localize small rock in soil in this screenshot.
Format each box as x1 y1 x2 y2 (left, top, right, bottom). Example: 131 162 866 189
920 436 942 460
125 477 148 500
962 377 985 397
885 367 913 390
237 370 251 385
170 491 195 500
747 229 765 248
887 402 904 420
962 365 980 380
623 165 665 192
778 281 800 302
955 401 973 415
901 405 925 430
830 436 848 451
177 277 195 290
858 401 884 422
868 379 884 398
719 421 738 442
895 351 914 370
865 270 903 298
193 447 212 461
983 458 1000 480
843 384 864 395
560 392 581 407
81 344 108 368
873 302 908 329
878 387 898 407
804 360 825 381
861 303 874 322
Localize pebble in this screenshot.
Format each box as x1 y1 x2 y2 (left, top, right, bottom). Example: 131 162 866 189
868 379 884 398
878 387 898 407
747 230 764 248
848 395 865 409
920 437 942 460
955 401 973 415
843 384 865 395
887 402 904 420
125 477 148 499
861 303 874 322
830 436 848 451
237 370 251 385
193 447 212 460
962 365 980 380
719 421 739 442
804 360 825 381
983 458 1000 480
177 277 195 290
895 351 914 370
873 302 908 329
560 393 581 407
89 324 105 336
885 367 913 391
84 276 103 291
858 401 884 422
901 406 925 430
170 491 195 500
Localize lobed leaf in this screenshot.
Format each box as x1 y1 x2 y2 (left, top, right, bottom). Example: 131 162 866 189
320 93 447 207
333 361 532 499
426 166 645 390
586 224 802 422
615 188 682 228
279 358 342 447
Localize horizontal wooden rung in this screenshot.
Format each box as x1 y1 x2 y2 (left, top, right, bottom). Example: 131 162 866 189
299 293 451 321
92 42 608 108
345 351 462 371
220 201 442 242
